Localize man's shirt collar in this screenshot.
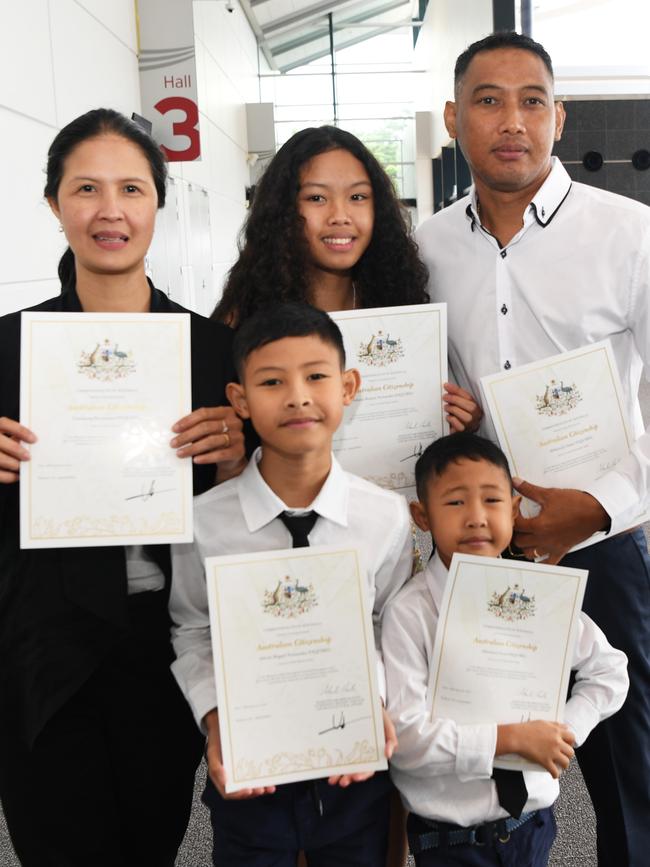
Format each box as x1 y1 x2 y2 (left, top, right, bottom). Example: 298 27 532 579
465 157 573 233
237 447 349 532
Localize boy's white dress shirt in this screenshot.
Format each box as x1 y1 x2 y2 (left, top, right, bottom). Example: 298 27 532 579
382 552 629 827
170 448 413 729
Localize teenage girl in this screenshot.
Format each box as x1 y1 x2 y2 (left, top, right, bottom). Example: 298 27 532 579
0 109 244 867
213 124 479 431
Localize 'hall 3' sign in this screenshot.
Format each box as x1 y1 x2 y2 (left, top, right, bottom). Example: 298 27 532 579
136 0 201 161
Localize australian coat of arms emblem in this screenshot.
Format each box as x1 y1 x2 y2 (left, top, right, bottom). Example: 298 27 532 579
77 339 136 381
357 330 404 367
488 583 536 622
535 379 581 416
263 575 318 618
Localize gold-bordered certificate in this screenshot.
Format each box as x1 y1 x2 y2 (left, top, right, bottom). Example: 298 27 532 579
206 545 387 792
480 340 648 550
19 312 193 548
428 554 587 772
331 304 447 494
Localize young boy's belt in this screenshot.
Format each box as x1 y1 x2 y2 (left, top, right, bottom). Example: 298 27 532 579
408 810 537 853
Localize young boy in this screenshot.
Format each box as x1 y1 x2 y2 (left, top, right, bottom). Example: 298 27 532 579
170 302 413 866
382 432 629 866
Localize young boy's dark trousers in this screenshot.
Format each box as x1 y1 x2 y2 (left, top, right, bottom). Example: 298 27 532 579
407 808 556 867
203 771 392 866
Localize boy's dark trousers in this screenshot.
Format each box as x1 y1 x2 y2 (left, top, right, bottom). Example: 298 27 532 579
203 770 392 866
407 808 556 867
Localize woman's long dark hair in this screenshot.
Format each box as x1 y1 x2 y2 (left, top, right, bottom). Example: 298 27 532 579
212 125 429 324
44 108 167 288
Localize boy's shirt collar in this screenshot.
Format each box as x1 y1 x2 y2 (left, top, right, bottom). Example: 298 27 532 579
423 551 449 612
237 447 349 533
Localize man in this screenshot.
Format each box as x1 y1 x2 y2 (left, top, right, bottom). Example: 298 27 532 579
416 31 650 867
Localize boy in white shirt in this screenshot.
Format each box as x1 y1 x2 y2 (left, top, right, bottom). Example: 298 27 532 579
382 432 628 866
170 303 413 866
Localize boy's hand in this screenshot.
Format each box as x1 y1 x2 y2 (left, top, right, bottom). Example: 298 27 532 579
443 383 483 433
0 417 36 484
327 705 398 788
204 709 276 800
497 720 575 779
171 406 245 469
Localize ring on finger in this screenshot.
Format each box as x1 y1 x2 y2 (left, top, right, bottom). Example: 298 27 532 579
222 432 230 448
221 420 229 434
533 548 540 559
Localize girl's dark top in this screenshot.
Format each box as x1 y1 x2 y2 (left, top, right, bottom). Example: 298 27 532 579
0 283 235 746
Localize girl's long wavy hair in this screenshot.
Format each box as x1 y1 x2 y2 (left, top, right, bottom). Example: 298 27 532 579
212 126 429 324
44 108 167 288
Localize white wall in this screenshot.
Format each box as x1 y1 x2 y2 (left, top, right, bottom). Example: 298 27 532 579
412 0 492 221
0 0 140 314
162 0 269 315
0 0 265 317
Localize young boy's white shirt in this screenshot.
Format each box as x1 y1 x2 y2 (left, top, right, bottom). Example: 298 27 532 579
170 447 413 729
382 552 629 827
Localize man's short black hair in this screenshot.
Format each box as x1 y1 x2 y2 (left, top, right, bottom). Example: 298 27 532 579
455 31 554 93
233 302 346 378
415 432 512 501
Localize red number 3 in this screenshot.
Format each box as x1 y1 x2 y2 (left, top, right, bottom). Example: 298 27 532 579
155 96 200 161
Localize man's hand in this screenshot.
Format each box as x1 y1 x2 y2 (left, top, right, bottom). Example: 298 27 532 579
327 705 397 788
443 383 483 433
171 406 245 470
0 417 36 484
512 479 610 564
496 720 575 779
204 709 276 800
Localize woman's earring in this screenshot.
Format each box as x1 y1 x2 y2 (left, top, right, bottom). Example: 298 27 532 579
58 224 64 233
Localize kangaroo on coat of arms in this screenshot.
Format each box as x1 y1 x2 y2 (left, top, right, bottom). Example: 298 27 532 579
77 338 136 382
488 583 536 622
357 329 404 367
535 378 581 417
263 575 318 618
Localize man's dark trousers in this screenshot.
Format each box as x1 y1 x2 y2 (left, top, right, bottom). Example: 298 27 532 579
563 528 650 867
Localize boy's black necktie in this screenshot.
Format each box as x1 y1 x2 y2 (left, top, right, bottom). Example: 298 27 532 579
279 511 318 548
492 767 528 819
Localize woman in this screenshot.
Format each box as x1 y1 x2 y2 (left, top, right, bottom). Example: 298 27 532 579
0 109 244 867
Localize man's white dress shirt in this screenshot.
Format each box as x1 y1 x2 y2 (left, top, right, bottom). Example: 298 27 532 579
416 158 650 534
170 448 413 729
382 552 629 827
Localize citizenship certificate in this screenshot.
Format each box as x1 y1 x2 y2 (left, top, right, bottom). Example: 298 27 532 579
206 545 386 792
331 304 447 493
20 312 193 548
428 554 587 772
480 340 647 547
